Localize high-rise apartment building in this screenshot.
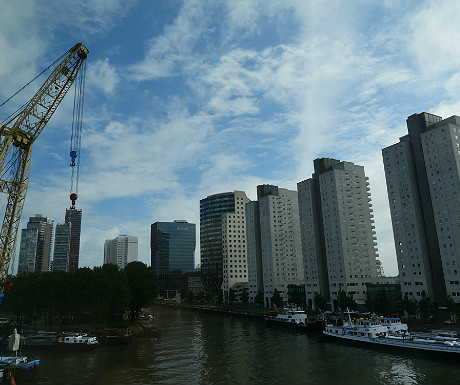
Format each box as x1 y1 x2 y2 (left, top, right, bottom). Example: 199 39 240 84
246 185 304 308
298 158 379 311
200 191 250 300
65 207 82 271
17 214 54 273
151 220 196 295
53 222 71 271
382 113 460 306
104 235 138 269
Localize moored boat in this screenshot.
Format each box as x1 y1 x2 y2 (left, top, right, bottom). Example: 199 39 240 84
0 355 40 384
95 329 133 345
264 307 324 331
54 334 98 351
323 309 460 355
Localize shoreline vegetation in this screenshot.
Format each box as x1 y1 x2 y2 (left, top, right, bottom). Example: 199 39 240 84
2 298 459 337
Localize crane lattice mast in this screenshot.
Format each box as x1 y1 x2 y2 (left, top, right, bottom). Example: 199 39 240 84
0 43 88 287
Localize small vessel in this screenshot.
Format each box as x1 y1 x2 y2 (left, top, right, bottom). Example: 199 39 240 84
1 329 40 383
95 329 133 346
55 334 98 351
323 309 460 355
22 331 57 349
264 306 324 330
0 355 40 384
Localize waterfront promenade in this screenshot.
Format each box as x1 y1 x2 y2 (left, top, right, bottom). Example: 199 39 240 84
151 299 460 335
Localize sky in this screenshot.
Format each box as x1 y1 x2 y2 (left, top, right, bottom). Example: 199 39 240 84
0 0 459 276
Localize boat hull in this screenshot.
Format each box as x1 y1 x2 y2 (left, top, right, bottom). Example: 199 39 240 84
323 329 460 356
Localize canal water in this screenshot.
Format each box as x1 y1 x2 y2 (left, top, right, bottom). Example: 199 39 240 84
34 305 459 384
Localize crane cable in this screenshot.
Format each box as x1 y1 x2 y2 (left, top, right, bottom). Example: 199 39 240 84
0 49 71 124
69 58 86 205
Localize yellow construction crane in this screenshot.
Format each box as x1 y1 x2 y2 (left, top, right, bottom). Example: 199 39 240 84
0 43 89 289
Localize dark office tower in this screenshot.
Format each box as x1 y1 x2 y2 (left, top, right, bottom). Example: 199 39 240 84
200 191 250 296
18 214 54 273
382 113 460 307
53 222 71 271
151 220 196 296
65 207 82 271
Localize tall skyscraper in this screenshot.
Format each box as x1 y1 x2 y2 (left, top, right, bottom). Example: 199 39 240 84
200 191 250 299
65 207 82 271
246 185 304 308
17 214 54 273
151 220 196 295
104 235 138 269
53 222 71 271
298 158 379 311
382 113 460 306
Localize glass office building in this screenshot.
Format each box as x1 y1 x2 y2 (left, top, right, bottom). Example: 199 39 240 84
151 220 196 295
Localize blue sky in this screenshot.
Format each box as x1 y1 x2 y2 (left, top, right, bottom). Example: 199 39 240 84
0 0 459 276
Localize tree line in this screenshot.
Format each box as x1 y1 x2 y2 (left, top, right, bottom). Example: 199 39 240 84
1 261 158 330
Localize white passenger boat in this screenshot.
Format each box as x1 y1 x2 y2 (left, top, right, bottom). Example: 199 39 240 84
55 334 98 351
323 309 460 355
264 307 324 330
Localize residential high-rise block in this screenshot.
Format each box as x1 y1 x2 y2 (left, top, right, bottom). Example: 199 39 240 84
151 220 196 295
200 191 250 300
53 222 71 271
104 235 138 269
246 185 304 308
382 113 460 306
298 158 379 311
65 207 82 271
18 214 54 273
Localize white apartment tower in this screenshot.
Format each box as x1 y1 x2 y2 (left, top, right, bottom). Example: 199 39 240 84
220 191 251 300
298 158 379 311
104 235 138 269
382 113 460 306
246 185 304 308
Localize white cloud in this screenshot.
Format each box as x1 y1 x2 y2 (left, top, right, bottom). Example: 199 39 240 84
87 58 120 96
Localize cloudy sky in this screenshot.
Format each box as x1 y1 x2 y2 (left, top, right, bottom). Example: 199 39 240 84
0 0 458 276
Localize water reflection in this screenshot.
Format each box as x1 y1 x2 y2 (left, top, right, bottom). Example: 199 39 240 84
35 306 459 385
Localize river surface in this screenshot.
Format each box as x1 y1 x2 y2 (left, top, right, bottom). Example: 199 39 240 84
33 305 459 385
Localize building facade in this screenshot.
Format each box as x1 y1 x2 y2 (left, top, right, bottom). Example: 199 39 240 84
382 113 460 306
104 235 138 269
246 185 304 308
298 158 380 311
151 220 196 295
200 191 250 300
53 222 71 271
18 214 54 273
65 207 82 271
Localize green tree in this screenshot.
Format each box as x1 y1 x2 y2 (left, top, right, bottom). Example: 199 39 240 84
241 288 249 305
337 288 357 312
217 289 224 304
206 289 213 304
255 290 264 307
93 263 130 326
366 289 391 316
313 293 327 313
418 290 434 321
228 289 236 303
68 267 95 328
271 289 282 309
288 290 306 308
447 295 460 321
402 292 418 316
124 262 158 320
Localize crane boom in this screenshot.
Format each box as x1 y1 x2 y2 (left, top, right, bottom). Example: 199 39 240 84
0 43 88 287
